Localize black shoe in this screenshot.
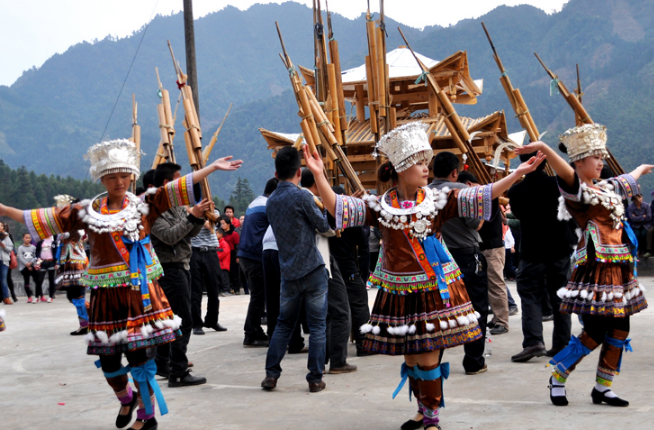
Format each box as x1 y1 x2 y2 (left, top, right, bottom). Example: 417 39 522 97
116 391 138 428
591 387 629 407
70 327 88 336
204 323 227 332
465 363 488 375
542 314 554 322
127 417 157 430
168 370 207 387
401 417 423 430
193 327 205 335
356 349 378 357
509 306 519 316
261 316 268 325
261 375 278 391
243 338 269 347
308 380 326 392
490 325 509 335
511 344 547 362
288 345 309 354
548 376 568 406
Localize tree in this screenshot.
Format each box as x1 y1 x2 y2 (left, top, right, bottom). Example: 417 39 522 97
228 177 255 216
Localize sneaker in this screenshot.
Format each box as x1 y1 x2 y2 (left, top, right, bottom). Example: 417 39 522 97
243 338 269 348
40 296 47 302
46 298 52 303
490 325 509 335
509 306 519 316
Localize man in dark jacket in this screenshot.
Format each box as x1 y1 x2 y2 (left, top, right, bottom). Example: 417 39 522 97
238 178 279 347
508 153 575 362
151 162 211 387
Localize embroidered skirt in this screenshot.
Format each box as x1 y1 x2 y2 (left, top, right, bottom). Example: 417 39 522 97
56 259 88 290
86 279 180 355
362 278 482 356
559 260 647 317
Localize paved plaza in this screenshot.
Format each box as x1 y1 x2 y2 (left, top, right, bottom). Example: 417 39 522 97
1 280 653 430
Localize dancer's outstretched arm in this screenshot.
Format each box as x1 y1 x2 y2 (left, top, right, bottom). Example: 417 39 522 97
515 141 574 186
303 145 337 217
0 204 25 224
490 151 547 198
192 156 243 184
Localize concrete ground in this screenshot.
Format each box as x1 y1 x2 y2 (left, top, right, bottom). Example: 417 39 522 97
1 280 653 430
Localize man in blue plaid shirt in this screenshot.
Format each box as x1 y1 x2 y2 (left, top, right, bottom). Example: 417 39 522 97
261 147 331 393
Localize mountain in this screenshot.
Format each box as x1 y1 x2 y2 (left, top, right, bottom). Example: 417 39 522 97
1 0 654 198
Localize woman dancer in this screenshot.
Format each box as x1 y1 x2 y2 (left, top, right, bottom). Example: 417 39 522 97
53 195 91 335
0 139 241 430
304 122 544 430
515 124 651 407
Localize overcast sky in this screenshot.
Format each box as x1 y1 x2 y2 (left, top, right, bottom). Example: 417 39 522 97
0 0 569 86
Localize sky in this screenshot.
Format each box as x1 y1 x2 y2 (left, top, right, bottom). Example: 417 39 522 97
0 0 569 87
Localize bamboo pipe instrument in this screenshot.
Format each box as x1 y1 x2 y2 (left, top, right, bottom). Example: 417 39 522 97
168 41 217 229
398 28 491 184
534 53 624 175
203 102 232 164
326 2 348 131
481 22 553 175
326 64 343 144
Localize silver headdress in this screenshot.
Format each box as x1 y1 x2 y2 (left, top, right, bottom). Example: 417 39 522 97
560 123 608 162
54 195 75 208
374 122 433 172
85 139 141 181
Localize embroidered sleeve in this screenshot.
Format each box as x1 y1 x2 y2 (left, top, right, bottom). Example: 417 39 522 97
23 204 84 241
605 174 638 201
457 184 493 221
335 194 370 230
146 173 196 219
557 174 582 202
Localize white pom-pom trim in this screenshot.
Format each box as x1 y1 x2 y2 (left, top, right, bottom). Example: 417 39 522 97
140 325 149 339
96 330 109 345
84 332 95 345
408 325 417 335
556 287 567 299
580 290 588 300
426 323 436 332
171 315 183 330
372 325 381 335
0 309 5 319
439 321 448 330
571 290 580 298
155 320 164 330
138 205 150 215
607 292 614 301
468 313 478 324
145 188 157 195
448 319 457 329
360 323 373 334
474 311 481 319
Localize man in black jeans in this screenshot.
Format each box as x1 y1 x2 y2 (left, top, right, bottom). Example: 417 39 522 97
190 214 228 335
238 178 279 347
508 153 575 362
151 162 209 387
430 152 489 375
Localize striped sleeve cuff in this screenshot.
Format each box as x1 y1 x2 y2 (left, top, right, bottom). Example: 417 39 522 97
23 207 63 240
335 195 367 230
457 184 493 221
164 173 196 207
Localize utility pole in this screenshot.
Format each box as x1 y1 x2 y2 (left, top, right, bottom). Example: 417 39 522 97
183 0 200 120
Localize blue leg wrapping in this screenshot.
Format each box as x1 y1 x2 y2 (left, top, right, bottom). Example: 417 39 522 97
130 360 168 416
72 298 88 322
393 362 450 407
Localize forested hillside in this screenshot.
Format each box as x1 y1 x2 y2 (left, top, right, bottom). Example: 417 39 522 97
1 0 653 197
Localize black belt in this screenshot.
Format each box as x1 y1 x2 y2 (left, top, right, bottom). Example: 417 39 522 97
449 246 480 254
194 246 218 252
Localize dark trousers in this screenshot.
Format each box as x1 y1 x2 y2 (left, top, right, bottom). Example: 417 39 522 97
228 252 241 292
516 257 572 350
21 268 42 298
219 269 230 293
262 250 304 349
38 269 56 298
156 264 193 376
449 247 488 373
326 257 351 369
240 257 267 341
343 272 370 352
504 248 517 279
6 268 17 301
190 249 221 328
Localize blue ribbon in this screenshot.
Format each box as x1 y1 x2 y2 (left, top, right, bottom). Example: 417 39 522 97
392 362 450 407
415 71 429 87
95 359 132 379
130 360 168 416
549 335 592 374
622 220 638 277
122 236 154 311
72 297 88 322
604 337 632 373
422 236 452 303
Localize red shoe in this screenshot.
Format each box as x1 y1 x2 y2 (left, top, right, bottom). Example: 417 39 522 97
40 296 47 302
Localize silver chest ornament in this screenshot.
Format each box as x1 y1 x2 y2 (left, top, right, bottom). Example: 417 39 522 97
363 187 449 240
82 192 146 242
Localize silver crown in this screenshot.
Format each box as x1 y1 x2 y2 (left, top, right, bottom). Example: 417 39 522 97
374 122 433 172
560 123 608 162
85 139 141 181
